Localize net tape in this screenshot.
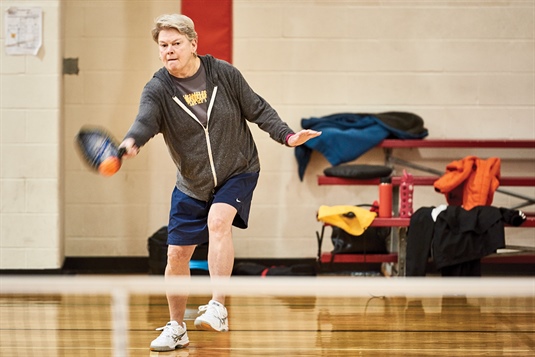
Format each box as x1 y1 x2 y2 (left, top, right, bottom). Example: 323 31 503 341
2 276 534 297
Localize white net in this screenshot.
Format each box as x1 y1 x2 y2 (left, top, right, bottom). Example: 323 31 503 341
1 276 534 356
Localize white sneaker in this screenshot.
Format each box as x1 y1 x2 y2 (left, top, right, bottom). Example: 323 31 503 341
194 300 229 331
150 321 189 351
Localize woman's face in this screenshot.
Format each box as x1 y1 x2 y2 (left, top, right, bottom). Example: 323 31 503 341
158 28 197 78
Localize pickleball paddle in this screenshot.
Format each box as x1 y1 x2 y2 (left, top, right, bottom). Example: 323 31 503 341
75 126 126 177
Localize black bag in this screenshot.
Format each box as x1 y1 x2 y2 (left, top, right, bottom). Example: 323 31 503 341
233 262 317 276
330 225 390 255
329 204 391 255
147 226 168 275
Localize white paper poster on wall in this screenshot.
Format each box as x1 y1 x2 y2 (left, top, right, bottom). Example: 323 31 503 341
5 7 42 56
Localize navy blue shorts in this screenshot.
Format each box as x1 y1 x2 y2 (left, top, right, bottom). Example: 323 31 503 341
167 172 259 246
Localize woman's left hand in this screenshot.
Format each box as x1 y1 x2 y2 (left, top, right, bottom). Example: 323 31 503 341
287 129 322 147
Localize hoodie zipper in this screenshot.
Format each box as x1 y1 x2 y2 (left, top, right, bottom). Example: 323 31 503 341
172 86 219 188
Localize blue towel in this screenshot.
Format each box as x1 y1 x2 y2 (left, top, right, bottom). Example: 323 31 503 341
295 112 428 180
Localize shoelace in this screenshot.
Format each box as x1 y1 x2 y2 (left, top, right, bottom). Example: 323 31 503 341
198 304 211 313
155 324 179 336
198 303 224 318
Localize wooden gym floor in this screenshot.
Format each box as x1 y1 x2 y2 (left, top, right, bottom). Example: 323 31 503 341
1 291 533 356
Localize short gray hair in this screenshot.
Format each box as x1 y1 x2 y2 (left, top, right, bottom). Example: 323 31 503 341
151 14 198 43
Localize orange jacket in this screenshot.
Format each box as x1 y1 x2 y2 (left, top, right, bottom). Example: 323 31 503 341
433 156 501 210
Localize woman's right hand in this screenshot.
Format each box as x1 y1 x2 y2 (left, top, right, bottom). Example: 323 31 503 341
119 138 139 158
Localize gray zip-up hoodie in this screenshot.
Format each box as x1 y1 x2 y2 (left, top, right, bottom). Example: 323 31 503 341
125 55 295 201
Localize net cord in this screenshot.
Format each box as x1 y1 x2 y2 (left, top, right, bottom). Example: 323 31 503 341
1 276 534 297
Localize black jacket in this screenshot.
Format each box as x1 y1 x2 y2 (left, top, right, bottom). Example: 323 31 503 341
406 205 525 276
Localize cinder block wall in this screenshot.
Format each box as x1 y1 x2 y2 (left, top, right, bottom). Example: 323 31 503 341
0 1 63 269
1 1 533 268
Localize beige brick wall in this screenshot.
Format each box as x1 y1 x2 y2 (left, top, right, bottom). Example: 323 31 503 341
1 1 533 268
1 0 63 268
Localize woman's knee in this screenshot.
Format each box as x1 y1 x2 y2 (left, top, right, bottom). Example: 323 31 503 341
167 245 195 266
208 215 232 235
208 203 236 235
